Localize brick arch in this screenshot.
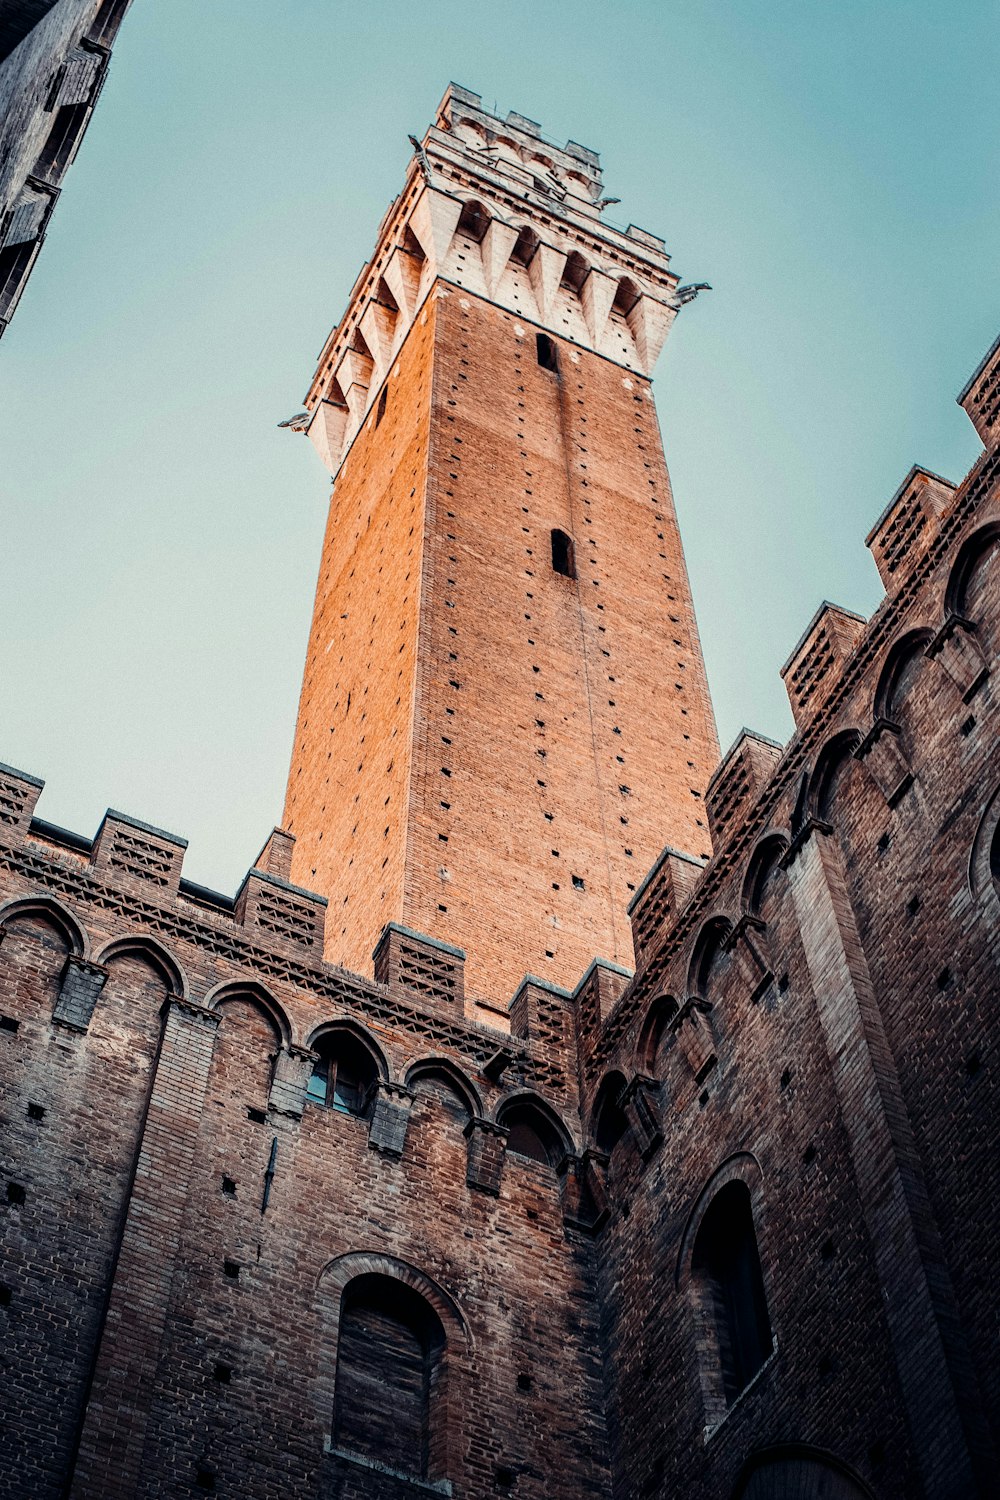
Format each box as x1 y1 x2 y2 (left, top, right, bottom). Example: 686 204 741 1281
741 831 790 917
317 1251 471 1348
731 1442 877 1500
494 1088 577 1157
305 1016 390 1081
969 782 1000 900
809 728 864 824
404 1056 483 1118
636 992 679 1074
204 979 290 1048
94 935 185 999
687 913 734 998
945 516 1000 618
0 894 87 958
873 627 935 723
676 1151 764 1291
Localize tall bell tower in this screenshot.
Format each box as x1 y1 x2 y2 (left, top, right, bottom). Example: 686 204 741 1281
282 84 719 1004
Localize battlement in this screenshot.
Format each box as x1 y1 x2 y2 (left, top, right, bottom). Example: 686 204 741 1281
296 83 693 477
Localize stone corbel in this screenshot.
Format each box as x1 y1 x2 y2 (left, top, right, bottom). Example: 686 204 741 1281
580 268 616 346
726 914 773 1002
464 1116 509 1195
855 718 913 806
527 243 567 323
481 219 519 298
625 294 676 376
671 997 716 1079
268 1044 316 1119
927 613 988 702
367 1080 415 1158
52 954 108 1032
559 1148 610 1234
781 817 834 868
620 1074 663 1159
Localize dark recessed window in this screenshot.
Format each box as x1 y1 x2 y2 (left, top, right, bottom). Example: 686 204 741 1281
551 528 575 578
307 1032 379 1117
536 332 559 373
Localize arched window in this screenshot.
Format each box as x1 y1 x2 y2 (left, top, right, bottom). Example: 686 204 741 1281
551 528 575 578
536 331 559 372
334 1274 445 1482
592 1072 629 1156
307 1031 379 1116
692 1181 772 1407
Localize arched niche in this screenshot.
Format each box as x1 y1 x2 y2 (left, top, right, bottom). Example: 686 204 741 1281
611 275 641 317
0 895 86 958
873 628 935 732
810 729 864 826
591 1070 629 1156
741 833 789 922
945 518 1000 620
95 936 184 1000
496 1091 572 1169
0 900 80 1021
207 991 284 1112
637 993 679 1076
560 249 590 293
455 197 490 244
405 1057 481 1124
688 915 733 999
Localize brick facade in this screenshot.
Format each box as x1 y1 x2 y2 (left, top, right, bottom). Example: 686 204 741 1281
2 85 999 1500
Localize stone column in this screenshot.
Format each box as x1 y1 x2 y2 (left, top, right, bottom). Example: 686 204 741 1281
69 999 220 1500
788 828 994 1497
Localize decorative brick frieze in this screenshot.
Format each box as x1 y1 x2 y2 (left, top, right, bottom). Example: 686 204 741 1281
373 923 465 1010
91 808 187 895
0 763 44 831
234 868 327 951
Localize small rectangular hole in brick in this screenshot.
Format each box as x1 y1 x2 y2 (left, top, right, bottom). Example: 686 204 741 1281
246 1106 267 1125
213 1361 232 1384
221 1177 237 1197
27 1103 44 1121
6 1183 25 1205
0 1016 19 1033
223 1259 240 1281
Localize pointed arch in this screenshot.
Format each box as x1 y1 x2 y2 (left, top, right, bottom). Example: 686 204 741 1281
611 275 641 317
810 729 864 823
94 935 185 998
0 894 87 958
677 1152 764 1291
591 1070 629 1155
560 249 590 293
970 782 1000 898
455 197 490 243
495 1089 575 1165
509 224 539 266
742 832 790 917
688 914 734 998
305 1015 389 1079
873 628 935 722
318 1250 471 1347
637 992 679 1074
204 979 290 1047
945 517 1000 618
404 1056 482 1118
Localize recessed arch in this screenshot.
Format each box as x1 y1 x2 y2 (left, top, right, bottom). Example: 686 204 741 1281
945 518 1000 618
688 914 734 998
637 992 679 1075
510 224 539 267
611 275 641 317
591 1070 629 1156
455 197 490 243
204 979 289 1046
810 729 864 823
731 1443 877 1500
560 249 590 293
495 1089 574 1166
677 1151 764 1291
873 628 935 722
95 935 186 999
741 832 790 917
0 895 87 958
305 1016 389 1078
404 1056 482 1118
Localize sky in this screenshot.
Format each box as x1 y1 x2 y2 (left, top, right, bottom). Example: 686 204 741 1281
1 0 997 896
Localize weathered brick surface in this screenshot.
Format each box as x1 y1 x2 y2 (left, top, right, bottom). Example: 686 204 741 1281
3 85 1000 1500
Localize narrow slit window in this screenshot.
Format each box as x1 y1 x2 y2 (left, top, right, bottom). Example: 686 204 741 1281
551 529 575 578
536 332 559 373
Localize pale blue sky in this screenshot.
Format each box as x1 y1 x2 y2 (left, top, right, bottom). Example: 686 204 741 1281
1 0 997 895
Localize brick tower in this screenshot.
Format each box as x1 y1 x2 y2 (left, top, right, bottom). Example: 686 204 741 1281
283 84 718 1002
